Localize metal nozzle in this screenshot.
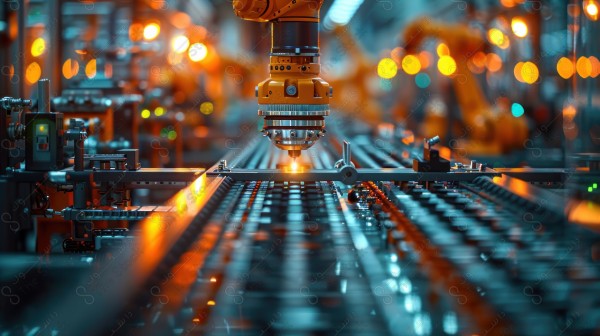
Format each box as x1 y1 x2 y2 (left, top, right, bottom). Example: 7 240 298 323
260 104 329 159
288 150 301 159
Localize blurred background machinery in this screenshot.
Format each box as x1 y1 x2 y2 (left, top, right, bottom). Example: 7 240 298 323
1 0 600 335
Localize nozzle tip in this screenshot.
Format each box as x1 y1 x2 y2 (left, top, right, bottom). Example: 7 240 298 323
288 150 301 159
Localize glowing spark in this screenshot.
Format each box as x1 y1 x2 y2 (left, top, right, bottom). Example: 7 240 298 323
290 160 298 172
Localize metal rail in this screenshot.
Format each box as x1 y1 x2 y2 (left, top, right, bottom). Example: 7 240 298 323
207 167 500 184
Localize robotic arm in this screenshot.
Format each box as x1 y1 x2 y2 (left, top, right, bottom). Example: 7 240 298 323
402 17 528 154
232 0 332 159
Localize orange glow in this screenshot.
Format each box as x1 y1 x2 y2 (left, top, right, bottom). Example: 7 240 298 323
584 0 599 21
193 318 200 323
436 43 450 57
520 61 539 84
167 52 183 66
25 62 41 84
290 160 299 172
590 56 600 78
129 23 144 41
499 37 510 49
563 104 577 122
171 12 192 29
149 0 165 10
85 59 97 79
143 23 160 40
105 63 113 78
189 25 208 42
472 52 486 68
207 300 216 306
514 62 524 82
62 59 79 79
192 174 207 203
210 277 217 283
501 0 517 7
469 52 486 74
568 200 600 226
194 126 209 138
8 64 14 80
511 17 528 37
486 53 503 72
418 51 432 69
576 56 592 78
556 57 575 79
439 147 451 160
390 47 403 63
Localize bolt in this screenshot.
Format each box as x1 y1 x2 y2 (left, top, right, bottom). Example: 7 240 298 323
286 85 297 95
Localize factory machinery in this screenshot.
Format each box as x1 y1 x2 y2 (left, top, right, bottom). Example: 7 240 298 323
1 1 600 336
2 107 600 335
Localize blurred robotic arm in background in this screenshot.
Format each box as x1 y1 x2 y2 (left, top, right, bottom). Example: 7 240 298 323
402 17 529 154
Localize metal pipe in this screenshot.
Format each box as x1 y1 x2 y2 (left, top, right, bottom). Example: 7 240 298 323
38 79 51 112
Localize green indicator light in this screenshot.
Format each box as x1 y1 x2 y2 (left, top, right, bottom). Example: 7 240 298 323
589 186 593 192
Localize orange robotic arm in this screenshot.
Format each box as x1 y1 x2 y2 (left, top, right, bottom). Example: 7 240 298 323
232 0 332 159
402 17 528 153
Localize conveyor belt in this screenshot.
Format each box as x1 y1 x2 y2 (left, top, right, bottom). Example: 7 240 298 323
10 137 600 336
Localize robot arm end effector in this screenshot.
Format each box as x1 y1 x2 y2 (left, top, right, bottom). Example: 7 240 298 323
232 0 331 159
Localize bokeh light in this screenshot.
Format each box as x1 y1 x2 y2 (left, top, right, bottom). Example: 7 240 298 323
171 35 190 54
576 56 592 78
487 28 506 47
377 58 398 79
437 56 456 76
154 107 165 116
436 43 450 57
418 51 432 69
188 43 208 62
511 17 528 38
415 73 431 89
590 56 600 78
584 0 599 20
486 53 503 72
511 103 525 117
129 23 144 41
25 62 41 84
62 59 79 79
143 23 160 40
141 109 151 119
200 102 214 115
556 57 574 79
514 62 524 82
520 61 539 84
31 37 46 57
401 55 421 75
85 59 97 79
